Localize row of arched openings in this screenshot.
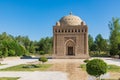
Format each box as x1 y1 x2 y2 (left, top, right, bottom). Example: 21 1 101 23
54 29 87 33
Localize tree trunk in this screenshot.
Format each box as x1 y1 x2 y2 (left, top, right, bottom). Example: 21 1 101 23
96 76 100 80
99 50 101 54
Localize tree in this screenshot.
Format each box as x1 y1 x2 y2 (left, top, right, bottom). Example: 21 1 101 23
8 49 15 56
39 56 48 64
29 41 35 53
37 37 53 55
88 34 94 51
95 34 108 54
86 59 107 80
0 51 3 58
0 32 53 56
39 51 45 55
109 18 120 57
0 32 28 57
15 35 30 53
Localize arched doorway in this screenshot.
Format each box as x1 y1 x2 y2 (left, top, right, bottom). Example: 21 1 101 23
65 40 75 56
68 47 73 55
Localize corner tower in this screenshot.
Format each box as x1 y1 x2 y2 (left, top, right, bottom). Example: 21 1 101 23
53 13 89 58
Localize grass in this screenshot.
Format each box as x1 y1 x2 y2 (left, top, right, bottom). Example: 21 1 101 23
80 64 120 72
101 79 119 80
0 77 19 80
80 64 86 70
0 64 52 71
107 65 120 72
0 64 6 66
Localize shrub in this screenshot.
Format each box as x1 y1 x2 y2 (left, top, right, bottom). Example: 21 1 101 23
84 59 89 63
90 51 110 57
23 64 39 68
86 59 107 79
39 57 48 64
39 51 45 55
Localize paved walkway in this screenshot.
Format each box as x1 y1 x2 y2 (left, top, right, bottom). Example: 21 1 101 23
0 57 119 80
47 58 120 80
0 59 38 69
0 71 68 80
91 57 120 66
47 60 88 80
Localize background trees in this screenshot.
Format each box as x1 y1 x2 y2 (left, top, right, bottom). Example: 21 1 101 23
37 37 53 55
88 17 120 58
0 32 53 57
89 34 109 57
94 34 108 54
88 34 94 51
0 33 26 57
109 18 120 57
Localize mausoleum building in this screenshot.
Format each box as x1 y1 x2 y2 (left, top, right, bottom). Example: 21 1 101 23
53 13 89 58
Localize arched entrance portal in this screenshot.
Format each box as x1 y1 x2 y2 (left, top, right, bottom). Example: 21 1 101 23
65 40 75 56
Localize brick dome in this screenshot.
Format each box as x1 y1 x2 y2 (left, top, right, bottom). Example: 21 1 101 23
59 13 83 26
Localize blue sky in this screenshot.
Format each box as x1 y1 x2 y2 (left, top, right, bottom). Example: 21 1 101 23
0 0 120 41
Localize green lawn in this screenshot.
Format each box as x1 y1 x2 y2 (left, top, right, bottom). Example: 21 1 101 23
101 79 118 80
80 64 120 72
0 64 6 66
107 65 120 72
0 77 19 80
0 64 52 71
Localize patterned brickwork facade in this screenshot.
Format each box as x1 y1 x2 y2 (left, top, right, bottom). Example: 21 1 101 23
53 13 89 59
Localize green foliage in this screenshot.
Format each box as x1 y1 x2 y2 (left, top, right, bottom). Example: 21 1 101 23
4 48 8 57
80 64 86 70
90 51 110 57
81 64 120 73
94 34 109 54
29 41 35 53
37 37 53 54
86 59 107 78
0 32 53 57
39 57 48 63
0 64 52 71
88 34 109 57
0 33 27 57
8 49 15 56
0 51 2 58
39 51 45 55
107 65 120 72
22 64 39 68
84 59 89 63
0 77 19 80
109 18 120 57
88 34 94 51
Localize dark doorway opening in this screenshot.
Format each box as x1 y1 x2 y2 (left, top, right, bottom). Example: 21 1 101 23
68 47 74 55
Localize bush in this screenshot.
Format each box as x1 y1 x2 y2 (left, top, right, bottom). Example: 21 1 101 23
23 64 39 68
39 51 45 55
86 59 107 79
39 57 48 64
84 59 89 63
90 51 110 57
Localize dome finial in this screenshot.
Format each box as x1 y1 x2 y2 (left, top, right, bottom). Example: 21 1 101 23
69 12 72 15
